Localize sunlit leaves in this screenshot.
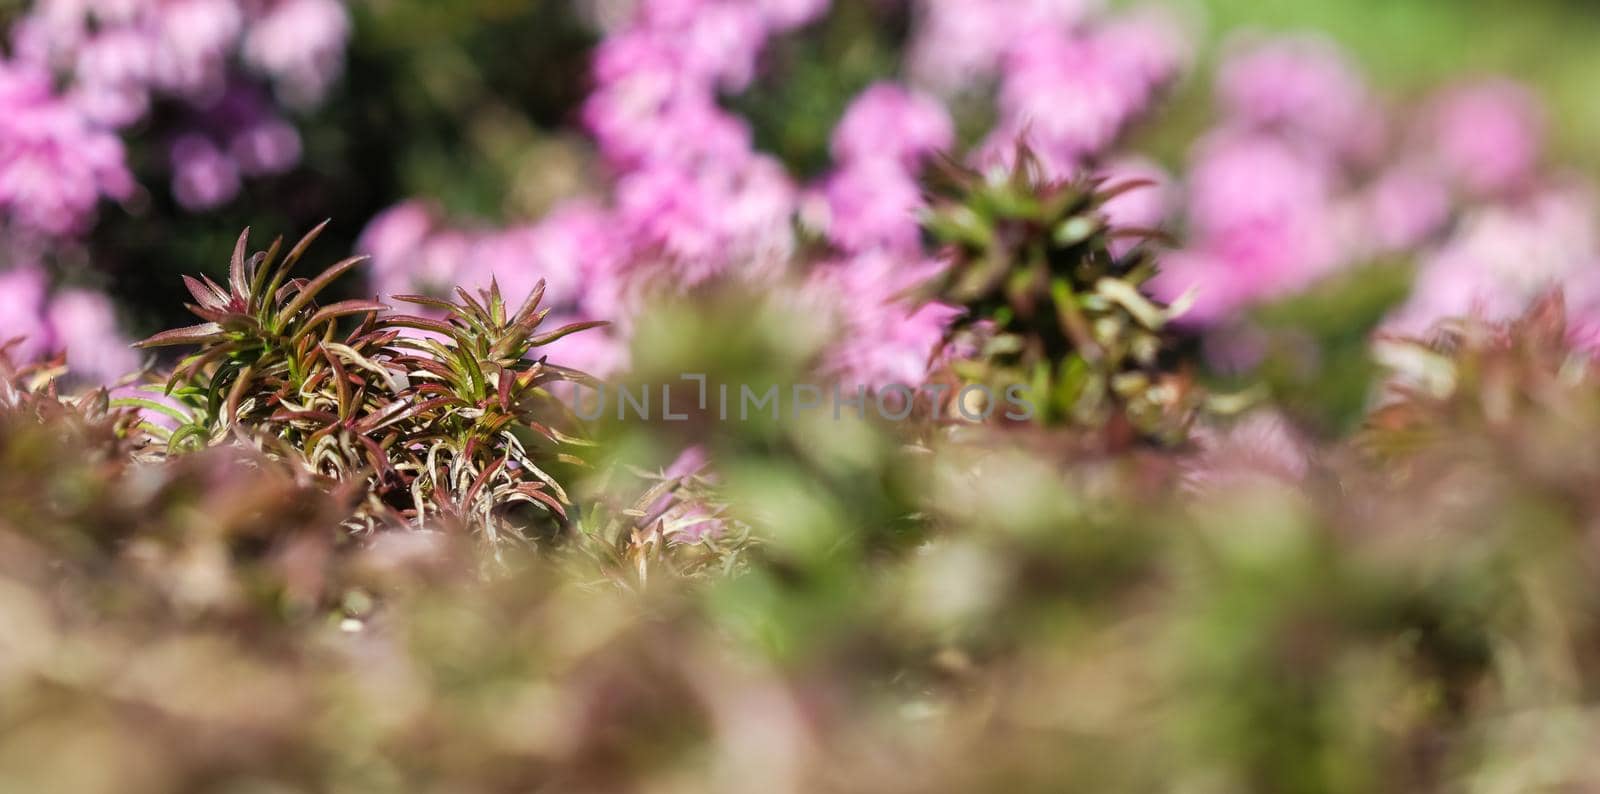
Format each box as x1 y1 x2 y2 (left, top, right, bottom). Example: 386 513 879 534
133 226 597 544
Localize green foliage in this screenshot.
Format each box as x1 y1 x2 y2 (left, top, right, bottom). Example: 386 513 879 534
920 150 1200 442
1243 261 1415 436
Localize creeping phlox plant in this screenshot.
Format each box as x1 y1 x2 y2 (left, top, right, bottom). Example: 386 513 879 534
124 224 599 543
922 150 1199 442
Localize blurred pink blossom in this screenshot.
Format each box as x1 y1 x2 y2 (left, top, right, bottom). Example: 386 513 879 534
808 158 925 255
228 117 301 176
808 251 959 388
1 0 348 231
0 60 134 237
1097 157 1170 257
1152 131 1344 322
170 133 241 211
1392 186 1600 335
46 288 136 384
0 266 51 362
359 200 439 298
831 82 954 167
755 0 829 31
1216 34 1377 158
1092 6 1190 92
1362 165 1452 252
1422 79 1543 197
71 28 154 126
984 28 1143 176
242 0 350 106
906 0 1102 93
151 0 244 98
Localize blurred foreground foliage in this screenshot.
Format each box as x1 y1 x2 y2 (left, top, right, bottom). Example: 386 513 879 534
9 241 1600 790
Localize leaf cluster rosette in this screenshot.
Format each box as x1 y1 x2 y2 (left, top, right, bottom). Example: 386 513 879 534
126 224 600 543
920 150 1199 443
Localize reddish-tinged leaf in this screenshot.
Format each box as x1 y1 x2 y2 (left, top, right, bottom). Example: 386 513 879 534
530 320 607 347
392 294 459 313
323 346 352 418
463 455 507 508
250 235 283 300
229 227 250 298
135 322 225 348
380 314 457 337
183 275 229 309
294 299 388 342
454 286 491 321
285 219 331 270
225 363 254 424
513 279 547 325
514 483 567 518
359 434 395 480
276 256 369 327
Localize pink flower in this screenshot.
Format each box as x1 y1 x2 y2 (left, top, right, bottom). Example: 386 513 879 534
0 266 51 362
151 0 243 98
169 133 240 211
808 251 959 388
616 157 797 282
615 164 726 272
0 60 133 237
71 29 154 126
1216 34 1376 157
1362 165 1452 252
1185 131 1336 242
47 288 136 384
906 0 1101 93
756 0 829 31
359 200 438 296
831 82 954 167
584 82 752 170
809 158 926 255
1391 186 1600 335
982 22 1171 177
1097 157 1170 256
1422 79 1543 197
1151 131 1345 323
243 0 350 106
678 2 767 91
228 117 301 176
1091 6 1189 93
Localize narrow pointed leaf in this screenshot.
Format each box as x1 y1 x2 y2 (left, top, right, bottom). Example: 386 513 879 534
135 322 225 348
275 256 369 328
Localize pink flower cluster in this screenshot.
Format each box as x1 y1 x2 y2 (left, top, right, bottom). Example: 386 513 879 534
0 265 137 384
799 82 959 389
0 60 135 238
3 0 350 223
980 8 1188 176
582 0 825 280
362 0 1192 389
366 0 835 377
905 0 1188 177
0 0 351 382
1147 33 1574 335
